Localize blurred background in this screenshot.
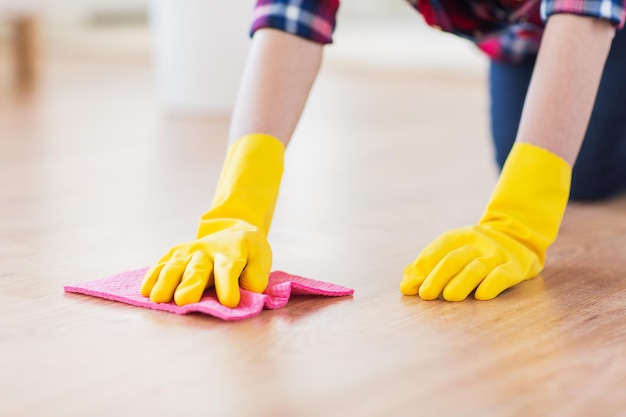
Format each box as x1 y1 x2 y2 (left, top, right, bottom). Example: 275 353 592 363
0 0 486 112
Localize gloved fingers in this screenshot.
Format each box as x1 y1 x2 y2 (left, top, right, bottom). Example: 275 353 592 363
140 261 167 297
418 245 478 300
442 257 494 302
213 253 246 308
239 238 271 293
474 262 521 300
149 255 189 303
400 260 425 295
400 231 468 295
174 251 214 306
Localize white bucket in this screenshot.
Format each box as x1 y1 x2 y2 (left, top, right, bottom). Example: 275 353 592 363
149 0 256 114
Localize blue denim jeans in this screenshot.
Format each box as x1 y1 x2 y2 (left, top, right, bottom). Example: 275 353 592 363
489 28 626 201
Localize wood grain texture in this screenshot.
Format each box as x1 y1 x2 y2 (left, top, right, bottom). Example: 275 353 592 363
1 35 625 417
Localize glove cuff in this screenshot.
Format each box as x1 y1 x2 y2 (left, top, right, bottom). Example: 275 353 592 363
479 142 572 262
198 133 285 238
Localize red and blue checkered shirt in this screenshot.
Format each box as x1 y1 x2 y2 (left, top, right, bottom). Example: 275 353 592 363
251 0 626 63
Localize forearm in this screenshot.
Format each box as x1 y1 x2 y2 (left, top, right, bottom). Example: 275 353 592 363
516 14 615 165
228 29 323 146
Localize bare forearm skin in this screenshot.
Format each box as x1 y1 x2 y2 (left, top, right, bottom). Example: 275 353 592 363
517 14 615 165
229 29 324 146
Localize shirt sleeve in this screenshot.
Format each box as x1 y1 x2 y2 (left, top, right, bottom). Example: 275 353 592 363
250 0 340 44
541 0 626 28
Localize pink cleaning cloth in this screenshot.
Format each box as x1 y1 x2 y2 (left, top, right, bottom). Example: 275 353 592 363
64 268 354 321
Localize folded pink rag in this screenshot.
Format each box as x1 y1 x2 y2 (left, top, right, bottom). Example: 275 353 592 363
64 268 354 321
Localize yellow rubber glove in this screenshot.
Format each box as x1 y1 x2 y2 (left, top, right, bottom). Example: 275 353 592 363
141 133 284 307
400 143 571 301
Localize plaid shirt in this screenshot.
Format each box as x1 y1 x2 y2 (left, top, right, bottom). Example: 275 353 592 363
251 0 626 63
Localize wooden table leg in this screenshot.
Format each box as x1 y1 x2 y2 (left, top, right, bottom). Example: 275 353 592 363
13 16 39 87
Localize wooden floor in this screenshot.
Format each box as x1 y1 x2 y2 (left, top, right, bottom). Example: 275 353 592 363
1 32 626 417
